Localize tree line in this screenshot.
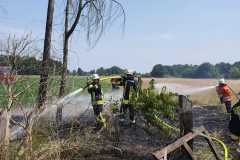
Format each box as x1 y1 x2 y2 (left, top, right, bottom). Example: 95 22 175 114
0 55 125 76
0 55 62 75
150 62 240 78
71 66 125 76
3 55 240 79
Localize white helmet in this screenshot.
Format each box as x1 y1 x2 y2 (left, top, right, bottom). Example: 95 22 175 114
92 74 100 80
218 78 225 84
126 69 135 76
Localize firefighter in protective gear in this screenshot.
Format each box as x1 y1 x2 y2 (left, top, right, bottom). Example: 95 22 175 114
216 78 233 113
119 69 138 124
229 92 240 156
88 74 106 129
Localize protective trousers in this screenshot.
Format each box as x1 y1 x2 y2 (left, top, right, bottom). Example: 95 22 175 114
93 104 106 128
120 102 134 121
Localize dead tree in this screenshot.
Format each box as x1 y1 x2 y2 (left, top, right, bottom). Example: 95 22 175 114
58 0 70 98
38 0 55 108
0 34 33 160
0 78 13 160
0 34 33 71
58 0 126 97
57 0 125 125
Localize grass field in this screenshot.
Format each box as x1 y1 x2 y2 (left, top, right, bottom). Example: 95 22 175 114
0 75 111 107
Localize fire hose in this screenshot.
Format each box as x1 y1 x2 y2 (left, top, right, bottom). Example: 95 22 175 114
153 114 229 160
199 133 228 160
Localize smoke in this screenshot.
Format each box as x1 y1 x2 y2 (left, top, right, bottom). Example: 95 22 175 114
11 88 123 140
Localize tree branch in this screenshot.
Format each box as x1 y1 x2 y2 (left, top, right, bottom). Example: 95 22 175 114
67 0 96 38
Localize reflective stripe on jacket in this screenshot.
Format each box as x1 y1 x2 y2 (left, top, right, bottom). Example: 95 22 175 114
123 80 137 98
96 99 104 105
88 84 104 105
121 78 138 104
122 99 129 105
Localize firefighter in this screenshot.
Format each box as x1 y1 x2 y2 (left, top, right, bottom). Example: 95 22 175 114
88 74 106 130
119 69 138 124
229 92 240 156
216 78 233 113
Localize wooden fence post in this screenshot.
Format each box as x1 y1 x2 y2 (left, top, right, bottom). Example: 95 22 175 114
56 104 63 138
179 95 193 149
56 105 63 125
179 95 193 136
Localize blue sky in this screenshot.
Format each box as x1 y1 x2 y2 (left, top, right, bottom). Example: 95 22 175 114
1 0 240 72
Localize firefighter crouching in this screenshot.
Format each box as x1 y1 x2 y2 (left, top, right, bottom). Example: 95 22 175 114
119 69 138 124
88 74 106 130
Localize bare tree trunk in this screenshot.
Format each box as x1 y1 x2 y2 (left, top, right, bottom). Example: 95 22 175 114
0 110 11 160
22 123 33 160
56 0 70 126
0 85 13 160
38 0 55 108
59 0 70 98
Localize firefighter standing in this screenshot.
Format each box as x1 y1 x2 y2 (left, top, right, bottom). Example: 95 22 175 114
119 70 138 124
216 78 233 113
88 74 106 129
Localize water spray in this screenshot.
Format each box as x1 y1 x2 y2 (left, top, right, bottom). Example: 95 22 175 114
154 83 216 96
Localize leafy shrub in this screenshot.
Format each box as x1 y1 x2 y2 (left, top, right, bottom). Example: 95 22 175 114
133 86 178 127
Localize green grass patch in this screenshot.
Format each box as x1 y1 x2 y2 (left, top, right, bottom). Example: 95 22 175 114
0 75 111 107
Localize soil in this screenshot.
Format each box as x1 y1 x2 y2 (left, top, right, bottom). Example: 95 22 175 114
193 105 238 159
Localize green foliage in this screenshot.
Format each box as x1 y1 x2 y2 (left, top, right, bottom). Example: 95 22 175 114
0 55 62 75
0 76 111 107
151 62 240 78
71 66 125 76
96 66 125 76
215 62 232 78
151 64 197 78
108 100 120 113
135 86 178 126
77 68 87 76
151 64 170 77
230 67 240 78
193 63 220 78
